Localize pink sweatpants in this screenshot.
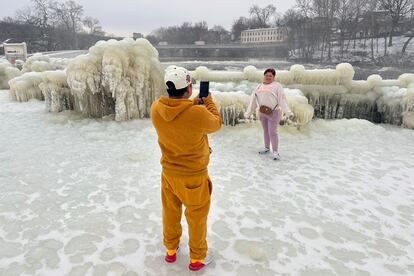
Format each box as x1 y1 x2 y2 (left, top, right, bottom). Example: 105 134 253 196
260 110 281 152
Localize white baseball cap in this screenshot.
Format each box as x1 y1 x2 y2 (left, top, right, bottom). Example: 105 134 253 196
164 65 193 90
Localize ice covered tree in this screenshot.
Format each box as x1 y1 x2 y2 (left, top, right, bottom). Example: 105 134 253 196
66 38 165 121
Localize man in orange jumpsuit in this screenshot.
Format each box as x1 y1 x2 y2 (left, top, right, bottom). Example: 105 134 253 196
151 66 221 271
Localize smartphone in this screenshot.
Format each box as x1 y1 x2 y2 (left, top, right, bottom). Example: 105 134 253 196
199 81 209 98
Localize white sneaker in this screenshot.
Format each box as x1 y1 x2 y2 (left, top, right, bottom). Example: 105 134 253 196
189 252 214 271
258 148 270 155
272 151 281 160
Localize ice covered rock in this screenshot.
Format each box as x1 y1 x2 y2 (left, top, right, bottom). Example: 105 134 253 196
0 61 22 89
8 72 43 101
22 54 70 73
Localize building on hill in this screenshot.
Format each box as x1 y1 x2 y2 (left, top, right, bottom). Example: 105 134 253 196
240 27 288 44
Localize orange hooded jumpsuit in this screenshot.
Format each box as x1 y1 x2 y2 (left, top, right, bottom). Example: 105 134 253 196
151 95 221 260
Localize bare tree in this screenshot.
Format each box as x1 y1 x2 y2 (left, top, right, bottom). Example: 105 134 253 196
231 17 250 40
5 0 107 52
291 0 320 61
379 0 413 46
15 6 38 25
52 1 83 33
296 0 314 17
402 9 414 52
30 0 53 29
1 17 16 23
282 8 301 55
402 32 413 52
150 22 213 44
336 0 353 58
17 0 55 50
51 0 84 48
249 4 277 28
347 0 369 50
83 16 104 35
209 25 230 43
313 0 340 61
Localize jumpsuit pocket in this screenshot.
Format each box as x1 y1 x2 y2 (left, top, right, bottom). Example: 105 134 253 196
182 178 211 206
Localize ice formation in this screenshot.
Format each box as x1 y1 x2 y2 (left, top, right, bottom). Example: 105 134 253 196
7 54 71 102
191 88 314 127
191 66 317 127
4 42 414 129
403 111 414 128
8 72 44 102
38 70 73 113
22 54 71 73
190 64 414 129
284 89 315 126
0 61 22 89
7 39 165 121
66 38 165 120
193 91 250 126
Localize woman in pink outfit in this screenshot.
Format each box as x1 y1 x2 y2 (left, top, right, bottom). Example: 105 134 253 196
245 68 292 160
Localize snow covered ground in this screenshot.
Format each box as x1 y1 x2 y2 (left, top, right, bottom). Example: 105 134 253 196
302 36 414 66
0 89 414 276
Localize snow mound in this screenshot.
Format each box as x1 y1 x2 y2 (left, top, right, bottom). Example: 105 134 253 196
0 61 22 89
8 72 43 102
22 54 71 73
210 91 250 126
285 88 315 126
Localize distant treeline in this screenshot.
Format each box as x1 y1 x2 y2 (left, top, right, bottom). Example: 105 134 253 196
0 21 118 53
0 0 118 54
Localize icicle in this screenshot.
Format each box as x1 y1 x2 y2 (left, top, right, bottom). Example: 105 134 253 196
38 70 72 113
66 38 164 120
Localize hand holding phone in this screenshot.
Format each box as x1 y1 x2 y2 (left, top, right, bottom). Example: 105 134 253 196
199 81 209 98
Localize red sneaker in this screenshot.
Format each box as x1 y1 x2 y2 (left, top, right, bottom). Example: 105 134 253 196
188 253 213 271
165 247 179 263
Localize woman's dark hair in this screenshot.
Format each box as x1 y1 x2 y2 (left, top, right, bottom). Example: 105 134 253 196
264 68 276 76
166 81 187 97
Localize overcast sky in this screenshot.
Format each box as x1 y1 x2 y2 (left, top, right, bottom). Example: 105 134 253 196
0 0 296 37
